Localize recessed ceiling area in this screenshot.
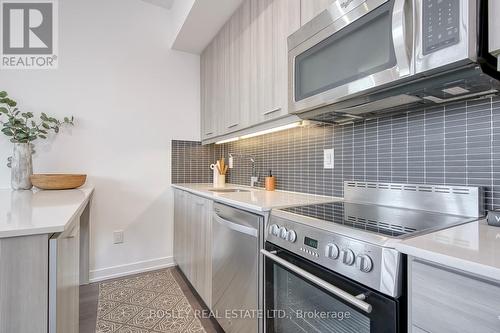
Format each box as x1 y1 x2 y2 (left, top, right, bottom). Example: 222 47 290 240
169 0 245 54
141 0 174 9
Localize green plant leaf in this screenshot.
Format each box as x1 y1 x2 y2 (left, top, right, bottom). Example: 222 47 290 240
42 122 50 129
54 126 59 133
38 134 47 139
31 120 36 127
1 128 14 136
0 107 7 114
0 91 7 98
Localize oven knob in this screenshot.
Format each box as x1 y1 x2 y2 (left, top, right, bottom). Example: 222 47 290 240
356 254 373 273
269 224 280 236
325 243 339 259
340 249 355 266
286 230 297 243
279 227 288 240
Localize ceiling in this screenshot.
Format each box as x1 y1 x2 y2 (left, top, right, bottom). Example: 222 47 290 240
141 0 175 9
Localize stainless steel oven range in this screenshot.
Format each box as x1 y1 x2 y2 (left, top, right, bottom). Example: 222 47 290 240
263 182 484 333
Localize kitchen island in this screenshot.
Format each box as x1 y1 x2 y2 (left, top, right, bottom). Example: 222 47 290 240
0 186 94 333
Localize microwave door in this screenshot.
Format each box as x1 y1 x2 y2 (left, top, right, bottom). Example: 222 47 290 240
289 0 414 115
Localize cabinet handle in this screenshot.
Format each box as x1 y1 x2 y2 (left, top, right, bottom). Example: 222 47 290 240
205 132 214 136
262 107 281 116
227 123 239 128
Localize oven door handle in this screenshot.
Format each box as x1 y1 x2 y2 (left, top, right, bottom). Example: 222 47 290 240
261 249 373 314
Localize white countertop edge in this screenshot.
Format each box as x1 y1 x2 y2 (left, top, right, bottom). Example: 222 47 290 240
171 183 338 212
395 239 500 283
0 186 94 239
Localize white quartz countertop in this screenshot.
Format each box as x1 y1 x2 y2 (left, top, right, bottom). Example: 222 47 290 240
0 186 94 238
395 219 500 282
171 183 339 212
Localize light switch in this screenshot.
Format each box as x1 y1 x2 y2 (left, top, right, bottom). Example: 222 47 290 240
324 149 334 169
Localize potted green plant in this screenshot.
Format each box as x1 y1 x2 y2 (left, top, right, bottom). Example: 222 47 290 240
0 91 74 190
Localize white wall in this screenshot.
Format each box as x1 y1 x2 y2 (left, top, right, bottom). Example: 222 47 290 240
0 0 200 280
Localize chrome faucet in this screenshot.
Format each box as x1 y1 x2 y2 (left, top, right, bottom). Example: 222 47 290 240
228 153 259 187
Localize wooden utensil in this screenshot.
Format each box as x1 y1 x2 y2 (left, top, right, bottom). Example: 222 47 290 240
30 174 87 190
216 163 222 175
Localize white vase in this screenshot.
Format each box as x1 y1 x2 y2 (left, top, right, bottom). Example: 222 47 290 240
11 143 33 190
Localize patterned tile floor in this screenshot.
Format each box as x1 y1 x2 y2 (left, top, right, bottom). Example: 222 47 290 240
96 268 207 333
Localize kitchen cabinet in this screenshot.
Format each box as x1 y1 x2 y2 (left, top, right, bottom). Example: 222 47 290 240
408 257 500 333
200 0 300 142
200 42 218 140
300 0 334 26
0 192 91 333
173 189 212 308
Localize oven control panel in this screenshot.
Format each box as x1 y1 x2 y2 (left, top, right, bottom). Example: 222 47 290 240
422 0 460 55
266 217 402 298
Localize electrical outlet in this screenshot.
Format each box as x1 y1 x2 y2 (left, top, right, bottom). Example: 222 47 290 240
113 230 124 244
324 149 334 169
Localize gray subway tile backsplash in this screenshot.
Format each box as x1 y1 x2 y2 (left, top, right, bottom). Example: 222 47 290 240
172 96 500 211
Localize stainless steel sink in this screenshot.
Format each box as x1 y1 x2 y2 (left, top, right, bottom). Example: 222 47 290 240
208 188 250 193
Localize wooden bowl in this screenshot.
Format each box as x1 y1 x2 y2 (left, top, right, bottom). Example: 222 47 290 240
30 174 87 190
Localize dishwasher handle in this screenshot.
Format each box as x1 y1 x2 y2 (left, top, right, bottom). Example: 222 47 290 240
213 212 258 237
261 249 373 314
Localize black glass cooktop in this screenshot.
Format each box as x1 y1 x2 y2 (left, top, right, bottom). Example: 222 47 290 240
281 201 472 238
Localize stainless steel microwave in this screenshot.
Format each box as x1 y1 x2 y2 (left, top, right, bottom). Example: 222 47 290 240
288 0 500 123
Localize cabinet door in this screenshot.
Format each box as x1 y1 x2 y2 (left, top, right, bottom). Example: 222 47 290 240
199 197 213 308
250 0 275 124
300 0 335 26
239 0 252 131
410 259 500 333
250 0 300 124
50 222 80 333
272 0 300 120
173 189 184 271
200 44 217 139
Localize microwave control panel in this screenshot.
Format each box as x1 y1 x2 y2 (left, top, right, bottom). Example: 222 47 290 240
422 0 460 55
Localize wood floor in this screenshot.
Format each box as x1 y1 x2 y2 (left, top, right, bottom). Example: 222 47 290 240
79 267 222 333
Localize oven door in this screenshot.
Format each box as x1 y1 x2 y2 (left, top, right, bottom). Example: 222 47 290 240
288 0 414 114
263 242 404 333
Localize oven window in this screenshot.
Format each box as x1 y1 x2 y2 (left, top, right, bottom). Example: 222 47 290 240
271 263 370 333
295 2 396 101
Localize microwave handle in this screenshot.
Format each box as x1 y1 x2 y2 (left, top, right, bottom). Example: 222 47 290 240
261 249 373 314
392 0 413 76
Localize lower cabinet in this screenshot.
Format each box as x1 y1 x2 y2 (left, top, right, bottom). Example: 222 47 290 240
173 189 213 308
409 257 500 333
49 222 80 333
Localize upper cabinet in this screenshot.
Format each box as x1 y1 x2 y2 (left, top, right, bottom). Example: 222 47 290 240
200 0 300 142
200 43 217 140
300 0 335 26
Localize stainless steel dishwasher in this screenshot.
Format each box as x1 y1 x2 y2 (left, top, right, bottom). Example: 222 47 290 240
212 202 262 333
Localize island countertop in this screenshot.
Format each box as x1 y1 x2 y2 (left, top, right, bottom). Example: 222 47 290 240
0 186 94 238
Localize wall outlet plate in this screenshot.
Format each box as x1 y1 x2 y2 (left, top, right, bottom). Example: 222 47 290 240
324 149 334 169
113 230 124 244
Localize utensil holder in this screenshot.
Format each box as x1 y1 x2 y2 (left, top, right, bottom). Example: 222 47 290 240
216 175 226 188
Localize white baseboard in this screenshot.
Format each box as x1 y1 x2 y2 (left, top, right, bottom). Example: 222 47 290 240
89 256 175 282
